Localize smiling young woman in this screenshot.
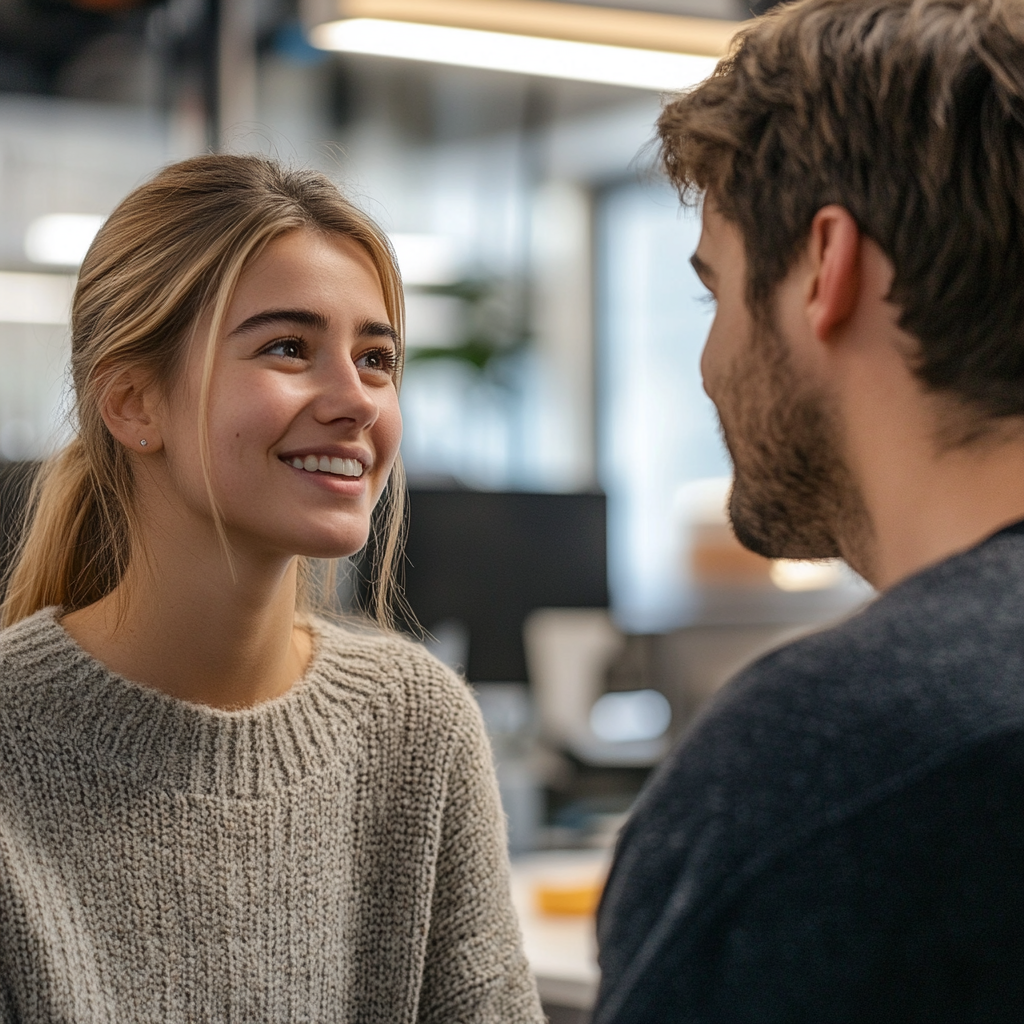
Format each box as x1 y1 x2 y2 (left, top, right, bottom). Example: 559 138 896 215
0 155 543 1023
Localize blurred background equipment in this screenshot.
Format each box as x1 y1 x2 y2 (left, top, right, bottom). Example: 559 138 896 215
393 488 608 858
400 488 608 682
0 0 854 1018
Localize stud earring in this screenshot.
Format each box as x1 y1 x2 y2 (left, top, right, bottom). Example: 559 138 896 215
139 439 148 447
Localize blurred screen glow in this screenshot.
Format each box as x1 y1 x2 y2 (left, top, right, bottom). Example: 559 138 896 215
590 689 671 743
310 18 718 90
24 214 104 267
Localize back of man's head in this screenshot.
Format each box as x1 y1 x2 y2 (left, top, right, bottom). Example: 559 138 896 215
659 0 1024 421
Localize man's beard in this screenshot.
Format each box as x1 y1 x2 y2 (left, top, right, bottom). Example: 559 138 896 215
716 317 872 567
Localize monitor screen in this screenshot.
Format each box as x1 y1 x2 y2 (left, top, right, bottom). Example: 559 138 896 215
398 489 608 682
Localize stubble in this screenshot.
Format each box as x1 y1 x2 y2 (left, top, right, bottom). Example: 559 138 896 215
718 317 874 572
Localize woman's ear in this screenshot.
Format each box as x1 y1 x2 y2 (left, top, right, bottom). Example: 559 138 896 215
100 371 164 454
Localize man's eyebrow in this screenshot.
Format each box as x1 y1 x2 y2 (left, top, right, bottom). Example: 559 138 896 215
690 252 716 285
228 308 329 336
358 319 400 345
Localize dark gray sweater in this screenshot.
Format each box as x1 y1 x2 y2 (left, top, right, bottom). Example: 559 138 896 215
596 520 1024 1024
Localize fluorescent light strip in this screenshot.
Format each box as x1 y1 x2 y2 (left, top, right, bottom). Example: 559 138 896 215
311 18 719 90
0 272 75 326
328 0 740 56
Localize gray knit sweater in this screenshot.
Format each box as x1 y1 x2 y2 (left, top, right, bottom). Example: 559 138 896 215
0 608 544 1024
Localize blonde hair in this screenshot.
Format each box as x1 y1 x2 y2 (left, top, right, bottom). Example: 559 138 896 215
1 154 407 629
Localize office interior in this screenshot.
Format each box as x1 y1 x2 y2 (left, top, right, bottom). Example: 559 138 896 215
0 0 874 1017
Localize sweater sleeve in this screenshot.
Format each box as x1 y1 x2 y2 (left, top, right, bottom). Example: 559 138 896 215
415 693 544 1024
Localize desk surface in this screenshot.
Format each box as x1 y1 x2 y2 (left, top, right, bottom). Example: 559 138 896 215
509 850 609 1010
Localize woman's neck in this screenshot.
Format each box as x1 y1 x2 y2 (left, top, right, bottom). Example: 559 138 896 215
61 543 314 710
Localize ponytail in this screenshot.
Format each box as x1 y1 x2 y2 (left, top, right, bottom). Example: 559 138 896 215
1 436 132 626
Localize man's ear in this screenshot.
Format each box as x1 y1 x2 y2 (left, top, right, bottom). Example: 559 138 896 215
806 205 861 342
100 370 164 454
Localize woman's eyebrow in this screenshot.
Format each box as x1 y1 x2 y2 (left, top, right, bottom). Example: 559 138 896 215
228 308 330 336
359 319 400 345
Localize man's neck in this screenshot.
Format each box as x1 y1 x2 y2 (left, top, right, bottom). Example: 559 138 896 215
848 414 1024 591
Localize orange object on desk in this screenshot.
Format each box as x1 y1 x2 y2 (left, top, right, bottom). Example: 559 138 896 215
535 879 604 916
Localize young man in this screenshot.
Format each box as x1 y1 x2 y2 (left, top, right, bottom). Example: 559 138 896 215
595 1 1024 1021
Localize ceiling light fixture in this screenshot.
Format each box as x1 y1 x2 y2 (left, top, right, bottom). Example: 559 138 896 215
389 234 462 286
311 19 718 90
24 214 105 267
305 0 739 90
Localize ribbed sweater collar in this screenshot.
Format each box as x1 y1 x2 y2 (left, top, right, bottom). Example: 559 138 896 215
0 607 380 798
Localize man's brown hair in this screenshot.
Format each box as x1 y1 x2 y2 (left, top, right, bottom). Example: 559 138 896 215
659 0 1024 419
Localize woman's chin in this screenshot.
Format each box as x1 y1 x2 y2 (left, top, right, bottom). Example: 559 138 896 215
291 531 370 562
224 520 371 564
299 547 364 562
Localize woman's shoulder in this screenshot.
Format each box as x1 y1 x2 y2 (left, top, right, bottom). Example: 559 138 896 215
0 608 91 749
309 616 483 737
0 607 68 684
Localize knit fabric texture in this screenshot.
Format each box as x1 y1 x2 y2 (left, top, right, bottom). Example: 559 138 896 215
595 520 1024 1023
0 608 544 1024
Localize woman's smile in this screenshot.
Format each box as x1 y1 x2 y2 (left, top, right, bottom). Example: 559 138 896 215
279 447 371 496
282 454 365 478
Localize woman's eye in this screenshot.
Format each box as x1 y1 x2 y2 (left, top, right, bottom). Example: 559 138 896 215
356 347 397 375
263 338 304 360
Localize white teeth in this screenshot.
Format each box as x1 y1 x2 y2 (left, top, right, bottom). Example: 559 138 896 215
289 455 364 477
330 457 364 478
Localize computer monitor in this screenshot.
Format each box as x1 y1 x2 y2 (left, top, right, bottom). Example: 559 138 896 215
397 489 608 682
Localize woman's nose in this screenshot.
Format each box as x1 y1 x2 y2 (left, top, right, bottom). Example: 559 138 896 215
312 359 379 430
